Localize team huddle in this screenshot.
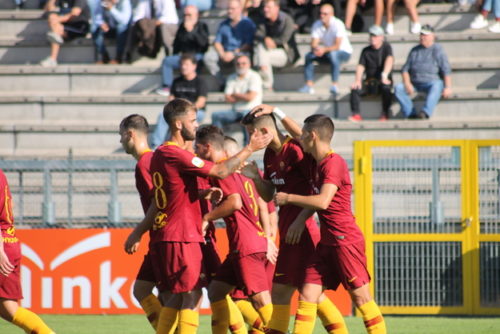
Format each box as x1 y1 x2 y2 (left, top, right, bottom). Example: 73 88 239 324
121 99 387 334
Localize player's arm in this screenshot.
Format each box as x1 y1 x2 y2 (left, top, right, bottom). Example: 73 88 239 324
208 130 272 179
285 207 315 245
0 236 14 276
269 211 278 240
257 197 272 237
241 161 275 202
202 193 242 222
124 202 158 254
275 183 338 211
251 104 303 140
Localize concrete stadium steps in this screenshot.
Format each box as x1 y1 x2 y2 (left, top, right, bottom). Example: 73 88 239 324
2 29 500 65
2 116 499 158
0 61 497 94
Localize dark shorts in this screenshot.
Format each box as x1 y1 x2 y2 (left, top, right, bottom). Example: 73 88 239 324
0 241 23 300
63 21 90 41
136 251 157 283
274 231 321 287
305 241 371 291
215 252 272 296
201 240 221 284
151 241 207 294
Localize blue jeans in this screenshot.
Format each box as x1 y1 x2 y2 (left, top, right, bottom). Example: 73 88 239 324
161 53 204 87
180 0 213 11
304 50 351 83
92 23 129 62
150 109 206 149
483 0 500 18
211 109 248 145
394 80 444 118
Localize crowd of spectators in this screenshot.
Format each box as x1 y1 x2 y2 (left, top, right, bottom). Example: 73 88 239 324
34 0 459 126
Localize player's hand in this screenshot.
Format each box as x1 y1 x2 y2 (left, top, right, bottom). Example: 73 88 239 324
266 238 278 264
124 231 141 255
247 129 273 152
241 160 260 179
285 218 306 245
250 104 274 118
274 192 289 206
201 220 209 239
0 249 14 276
205 187 223 205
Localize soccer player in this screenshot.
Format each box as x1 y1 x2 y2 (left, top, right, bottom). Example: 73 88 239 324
269 110 386 334
241 109 347 334
119 114 163 330
124 98 272 334
0 169 56 334
194 125 278 334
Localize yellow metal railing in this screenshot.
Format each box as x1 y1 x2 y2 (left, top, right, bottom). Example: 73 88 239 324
354 140 500 315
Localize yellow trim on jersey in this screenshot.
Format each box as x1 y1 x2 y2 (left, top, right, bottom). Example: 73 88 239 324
164 141 180 147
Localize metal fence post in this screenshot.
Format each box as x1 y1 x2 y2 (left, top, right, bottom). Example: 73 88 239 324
67 149 73 228
18 171 24 225
108 169 122 224
430 166 444 226
42 168 56 226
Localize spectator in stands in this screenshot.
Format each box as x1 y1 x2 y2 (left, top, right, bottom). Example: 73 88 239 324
470 0 500 33
40 0 91 67
129 0 179 58
211 54 262 144
204 0 256 85
344 0 383 34
298 3 352 95
385 0 421 34
180 0 213 12
349 25 394 122
254 0 299 90
280 0 328 34
394 25 452 119
155 5 209 96
151 53 208 148
90 0 132 64
245 0 264 23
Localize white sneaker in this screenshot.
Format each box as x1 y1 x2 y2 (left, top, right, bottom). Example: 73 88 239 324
470 14 489 29
410 22 422 34
385 23 394 35
46 31 63 44
488 21 500 33
298 85 315 94
154 87 170 96
40 57 57 67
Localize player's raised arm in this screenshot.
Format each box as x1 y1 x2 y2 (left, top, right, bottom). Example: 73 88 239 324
275 183 338 211
208 129 272 179
202 193 242 223
241 161 275 202
251 104 303 140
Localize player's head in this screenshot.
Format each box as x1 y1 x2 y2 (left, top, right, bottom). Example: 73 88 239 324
163 98 198 141
119 114 149 155
300 114 334 152
241 111 278 143
195 125 226 161
224 135 240 156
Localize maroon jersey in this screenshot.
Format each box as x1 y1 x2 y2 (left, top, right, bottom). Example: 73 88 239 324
150 142 214 243
0 169 17 243
210 172 267 257
313 152 364 246
263 137 319 241
135 150 154 214
197 176 217 244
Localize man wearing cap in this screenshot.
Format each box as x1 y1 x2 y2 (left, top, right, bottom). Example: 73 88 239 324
349 25 394 122
394 24 452 119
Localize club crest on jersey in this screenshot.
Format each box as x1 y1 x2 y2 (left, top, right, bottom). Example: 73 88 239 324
192 157 205 168
279 161 285 170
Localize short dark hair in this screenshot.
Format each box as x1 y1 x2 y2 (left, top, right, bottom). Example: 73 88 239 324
196 125 225 150
163 98 197 126
241 111 277 129
180 53 197 65
119 114 149 134
303 114 334 142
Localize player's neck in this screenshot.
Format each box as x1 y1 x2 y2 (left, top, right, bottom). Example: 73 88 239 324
312 142 333 163
269 131 287 152
133 142 151 161
168 131 186 148
212 150 227 163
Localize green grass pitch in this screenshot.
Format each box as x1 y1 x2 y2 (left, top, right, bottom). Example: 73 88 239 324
1 315 499 333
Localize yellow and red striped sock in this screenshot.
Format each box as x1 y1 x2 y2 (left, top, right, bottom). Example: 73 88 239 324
317 298 348 334
12 307 55 334
358 300 386 334
155 307 179 334
292 300 317 334
267 304 291 334
234 299 265 333
178 309 199 334
139 294 162 329
226 296 247 334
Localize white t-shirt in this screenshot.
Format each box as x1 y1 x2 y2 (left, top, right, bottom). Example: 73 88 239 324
133 0 178 24
311 17 352 54
225 69 263 112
